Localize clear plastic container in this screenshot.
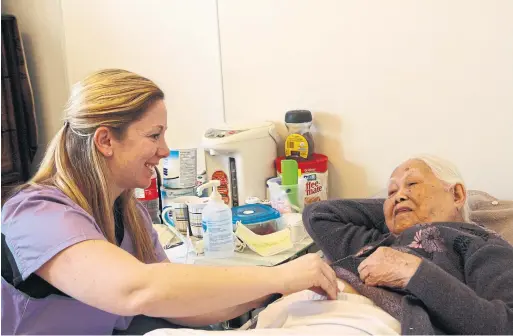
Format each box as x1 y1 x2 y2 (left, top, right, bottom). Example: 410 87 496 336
232 204 281 235
266 177 305 214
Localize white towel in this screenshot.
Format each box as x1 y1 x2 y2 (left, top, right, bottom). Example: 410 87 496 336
145 282 400 336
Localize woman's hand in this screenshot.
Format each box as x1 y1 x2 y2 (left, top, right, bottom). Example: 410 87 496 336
357 247 422 288
274 253 339 299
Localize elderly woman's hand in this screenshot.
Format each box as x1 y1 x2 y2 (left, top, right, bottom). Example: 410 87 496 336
357 247 422 288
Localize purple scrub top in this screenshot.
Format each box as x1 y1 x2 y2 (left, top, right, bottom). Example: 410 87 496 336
1 186 167 334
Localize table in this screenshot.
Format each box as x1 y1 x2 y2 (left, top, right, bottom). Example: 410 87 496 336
154 223 318 267
193 237 316 267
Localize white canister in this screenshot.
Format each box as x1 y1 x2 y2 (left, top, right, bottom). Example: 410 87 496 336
161 196 208 236
282 213 308 244
162 203 189 233
187 200 208 238
163 149 197 189
160 187 196 231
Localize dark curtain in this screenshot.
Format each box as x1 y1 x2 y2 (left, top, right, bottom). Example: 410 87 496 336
1 15 38 200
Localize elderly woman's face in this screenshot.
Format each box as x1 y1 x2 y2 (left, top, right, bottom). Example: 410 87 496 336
383 160 465 235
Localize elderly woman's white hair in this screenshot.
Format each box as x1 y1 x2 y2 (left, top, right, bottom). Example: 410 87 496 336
412 155 471 223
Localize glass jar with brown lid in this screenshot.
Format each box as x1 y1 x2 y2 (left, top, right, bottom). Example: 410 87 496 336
284 110 314 161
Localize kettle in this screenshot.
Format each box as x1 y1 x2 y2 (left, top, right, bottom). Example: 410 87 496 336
201 122 280 207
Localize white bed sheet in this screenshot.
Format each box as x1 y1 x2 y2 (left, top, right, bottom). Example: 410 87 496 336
145 283 400 336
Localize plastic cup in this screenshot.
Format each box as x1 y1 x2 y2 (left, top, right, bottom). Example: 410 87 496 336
266 177 305 214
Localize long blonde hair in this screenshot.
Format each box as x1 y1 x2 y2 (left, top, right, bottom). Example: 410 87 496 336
28 69 164 262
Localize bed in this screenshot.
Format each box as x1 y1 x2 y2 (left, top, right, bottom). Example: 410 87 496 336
143 190 513 336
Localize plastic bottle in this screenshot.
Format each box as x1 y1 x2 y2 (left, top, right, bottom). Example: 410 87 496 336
201 180 235 258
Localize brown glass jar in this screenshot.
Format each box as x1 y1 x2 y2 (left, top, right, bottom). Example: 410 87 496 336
284 110 314 161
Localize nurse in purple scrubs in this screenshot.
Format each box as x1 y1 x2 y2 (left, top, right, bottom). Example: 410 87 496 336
1 69 338 335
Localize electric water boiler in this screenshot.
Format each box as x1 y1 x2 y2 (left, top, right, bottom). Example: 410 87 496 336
201 122 279 207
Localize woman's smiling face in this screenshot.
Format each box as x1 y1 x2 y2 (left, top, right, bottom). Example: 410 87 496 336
107 99 170 192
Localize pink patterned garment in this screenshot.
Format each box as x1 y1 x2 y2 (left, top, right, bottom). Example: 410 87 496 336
408 226 446 253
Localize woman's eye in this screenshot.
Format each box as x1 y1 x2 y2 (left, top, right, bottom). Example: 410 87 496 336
407 182 417 187
151 134 161 140
388 190 397 197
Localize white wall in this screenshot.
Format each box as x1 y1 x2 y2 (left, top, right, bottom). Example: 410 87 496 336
1 0 70 173
3 0 512 199
3 0 225 171
217 0 513 199
61 0 225 167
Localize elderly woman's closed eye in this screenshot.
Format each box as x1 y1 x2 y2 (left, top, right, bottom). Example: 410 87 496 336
303 155 513 335
383 158 468 235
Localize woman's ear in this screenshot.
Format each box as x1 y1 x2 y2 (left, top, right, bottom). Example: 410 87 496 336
93 126 114 157
452 183 467 209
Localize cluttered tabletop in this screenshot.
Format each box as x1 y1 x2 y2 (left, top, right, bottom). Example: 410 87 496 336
138 110 327 266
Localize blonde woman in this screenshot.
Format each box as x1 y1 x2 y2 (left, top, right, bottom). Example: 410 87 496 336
1 69 338 335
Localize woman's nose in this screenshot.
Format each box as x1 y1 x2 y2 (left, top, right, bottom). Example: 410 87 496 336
395 190 408 203
157 141 170 159
395 196 407 203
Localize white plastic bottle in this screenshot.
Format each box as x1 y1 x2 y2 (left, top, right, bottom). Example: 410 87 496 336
201 180 235 258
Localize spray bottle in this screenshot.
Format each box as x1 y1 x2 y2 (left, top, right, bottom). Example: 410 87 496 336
201 180 234 258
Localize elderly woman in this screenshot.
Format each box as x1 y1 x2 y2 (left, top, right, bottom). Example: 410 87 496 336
303 155 513 335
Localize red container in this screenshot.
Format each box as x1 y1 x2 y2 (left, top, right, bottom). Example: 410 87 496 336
135 170 159 201
275 153 329 205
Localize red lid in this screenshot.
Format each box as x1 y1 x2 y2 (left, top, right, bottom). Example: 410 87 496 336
276 153 328 174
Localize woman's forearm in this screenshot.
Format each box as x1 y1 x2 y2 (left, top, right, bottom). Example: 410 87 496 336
165 295 271 327
37 240 334 320
133 263 281 318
